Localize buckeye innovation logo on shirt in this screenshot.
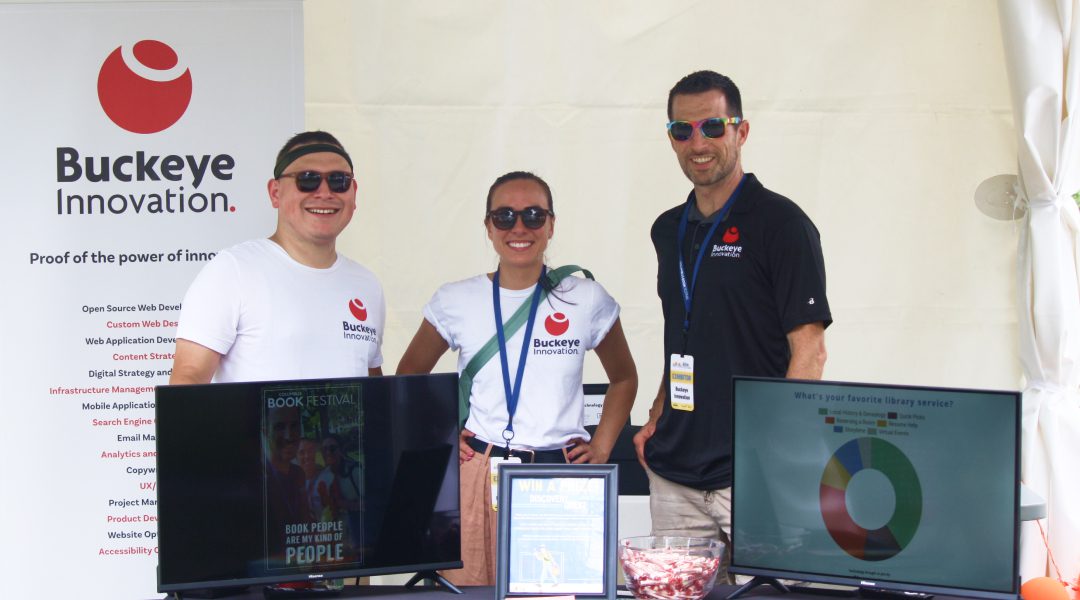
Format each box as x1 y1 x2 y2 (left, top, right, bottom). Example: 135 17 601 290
533 312 581 356
711 226 743 259
342 298 377 343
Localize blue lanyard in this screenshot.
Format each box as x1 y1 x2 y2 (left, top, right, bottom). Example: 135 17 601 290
492 265 545 454
675 176 746 349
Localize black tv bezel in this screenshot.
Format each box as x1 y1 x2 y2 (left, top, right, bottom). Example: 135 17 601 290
729 376 1021 600
153 372 463 594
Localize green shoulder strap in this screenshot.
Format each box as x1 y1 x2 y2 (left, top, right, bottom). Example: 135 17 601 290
457 265 594 426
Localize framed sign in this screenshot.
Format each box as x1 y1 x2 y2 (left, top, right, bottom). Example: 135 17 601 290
496 464 618 600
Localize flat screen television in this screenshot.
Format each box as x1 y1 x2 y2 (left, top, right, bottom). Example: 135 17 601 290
155 373 462 595
729 376 1020 600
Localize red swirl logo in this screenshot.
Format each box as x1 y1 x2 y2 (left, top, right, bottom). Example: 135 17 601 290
97 40 192 134
348 299 367 322
544 312 569 336
722 227 740 244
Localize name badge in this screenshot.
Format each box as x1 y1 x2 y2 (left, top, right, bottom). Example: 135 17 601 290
489 456 521 511
669 354 694 411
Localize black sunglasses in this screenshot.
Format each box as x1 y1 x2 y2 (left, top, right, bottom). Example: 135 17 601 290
666 117 742 142
279 170 354 193
486 206 554 230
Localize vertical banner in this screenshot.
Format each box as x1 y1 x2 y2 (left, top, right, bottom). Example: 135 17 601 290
0 2 303 598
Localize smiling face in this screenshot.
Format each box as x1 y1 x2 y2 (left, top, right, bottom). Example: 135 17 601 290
266 406 301 466
297 439 319 477
486 178 554 273
321 438 341 467
669 89 748 192
267 149 357 253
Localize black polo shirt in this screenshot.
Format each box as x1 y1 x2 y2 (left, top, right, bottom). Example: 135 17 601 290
646 173 832 490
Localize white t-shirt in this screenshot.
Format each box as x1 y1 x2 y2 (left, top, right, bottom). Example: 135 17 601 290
423 273 619 450
176 239 385 383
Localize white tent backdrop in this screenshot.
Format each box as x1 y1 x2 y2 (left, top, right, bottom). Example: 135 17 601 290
306 2 1021 412
0 0 1044 595
999 0 1080 584
303 0 1031 581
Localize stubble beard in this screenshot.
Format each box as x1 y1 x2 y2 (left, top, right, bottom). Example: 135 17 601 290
682 147 739 190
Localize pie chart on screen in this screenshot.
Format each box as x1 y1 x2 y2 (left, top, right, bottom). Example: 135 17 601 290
819 437 922 561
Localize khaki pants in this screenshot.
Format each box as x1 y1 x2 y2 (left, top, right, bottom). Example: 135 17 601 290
443 442 572 585
443 444 500 586
646 465 735 584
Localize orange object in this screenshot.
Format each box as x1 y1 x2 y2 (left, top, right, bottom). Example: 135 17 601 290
1022 577 1070 600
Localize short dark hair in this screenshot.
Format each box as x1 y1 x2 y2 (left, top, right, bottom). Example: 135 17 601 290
485 171 554 213
274 130 348 172
667 70 743 120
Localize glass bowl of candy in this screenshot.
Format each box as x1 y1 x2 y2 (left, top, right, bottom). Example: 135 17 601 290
619 536 723 600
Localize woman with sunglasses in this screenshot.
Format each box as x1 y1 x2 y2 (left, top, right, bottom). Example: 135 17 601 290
397 171 638 586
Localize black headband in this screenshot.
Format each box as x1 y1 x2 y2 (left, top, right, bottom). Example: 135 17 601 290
273 143 354 178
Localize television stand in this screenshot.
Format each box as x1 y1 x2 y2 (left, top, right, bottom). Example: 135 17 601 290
404 570 463 594
726 576 790 599
171 586 251 599
726 579 936 600
261 583 344 598
858 587 933 600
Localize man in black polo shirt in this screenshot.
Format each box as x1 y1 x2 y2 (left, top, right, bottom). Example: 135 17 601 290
633 70 832 582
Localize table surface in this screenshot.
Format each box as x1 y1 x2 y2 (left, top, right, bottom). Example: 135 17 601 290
159 582 983 600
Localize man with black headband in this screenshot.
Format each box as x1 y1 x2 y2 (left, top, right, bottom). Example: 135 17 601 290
170 130 385 384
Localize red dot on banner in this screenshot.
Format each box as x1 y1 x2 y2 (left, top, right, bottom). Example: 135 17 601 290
230 206 236 212
97 40 192 134
133 40 179 70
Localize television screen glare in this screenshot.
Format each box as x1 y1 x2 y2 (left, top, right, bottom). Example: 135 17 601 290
730 377 1020 600
155 373 461 592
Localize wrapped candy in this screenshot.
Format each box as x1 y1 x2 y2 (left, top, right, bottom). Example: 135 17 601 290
619 537 723 600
